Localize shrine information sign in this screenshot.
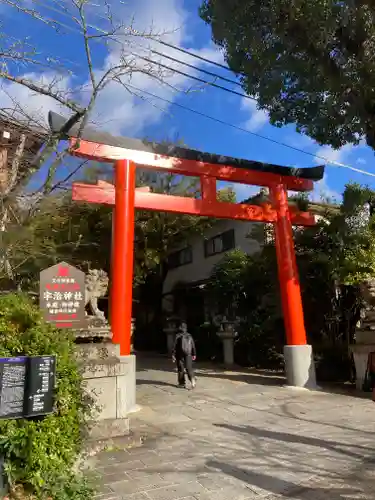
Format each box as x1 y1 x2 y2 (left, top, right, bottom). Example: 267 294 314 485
0 356 56 419
0 357 27 419
39 262 87 328
24 356 56 417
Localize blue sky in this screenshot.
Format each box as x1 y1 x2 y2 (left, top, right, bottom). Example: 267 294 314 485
1 0 375 202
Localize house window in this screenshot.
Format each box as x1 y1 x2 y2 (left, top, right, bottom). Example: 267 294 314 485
204 229 235 257
168 246 193 269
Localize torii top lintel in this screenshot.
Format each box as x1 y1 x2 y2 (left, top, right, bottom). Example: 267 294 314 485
48 112 324 192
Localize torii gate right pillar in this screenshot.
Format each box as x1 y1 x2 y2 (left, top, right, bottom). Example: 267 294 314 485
271 183 317 389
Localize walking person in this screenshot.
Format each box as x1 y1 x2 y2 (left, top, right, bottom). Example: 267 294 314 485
172 322 197 389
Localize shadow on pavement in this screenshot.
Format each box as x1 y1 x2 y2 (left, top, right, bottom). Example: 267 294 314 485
135 353 373 400
206 460 368 499
135 353 285 386
136 379 177 388
195 370 284 386
213 423 374 460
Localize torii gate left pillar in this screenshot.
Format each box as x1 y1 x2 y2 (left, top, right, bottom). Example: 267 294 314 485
111 159 136 354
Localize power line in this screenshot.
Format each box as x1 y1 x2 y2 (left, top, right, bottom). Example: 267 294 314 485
131 43 242 88
33 0 236 78
32 0 247 93
10 1 375 177
26 0 258 103
151 38 235 74
131 51 255 102
125 83 375 178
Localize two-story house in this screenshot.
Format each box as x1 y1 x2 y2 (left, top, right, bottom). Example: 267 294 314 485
162 217 261 323
162 191 337 328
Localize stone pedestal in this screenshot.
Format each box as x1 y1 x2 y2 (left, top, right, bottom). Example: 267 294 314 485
217 320 237 367
350 326 375 390
350 281 375 391
76 343 137 440
351 344 375 390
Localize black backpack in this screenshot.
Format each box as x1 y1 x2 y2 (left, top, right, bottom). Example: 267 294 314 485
180 333 193 355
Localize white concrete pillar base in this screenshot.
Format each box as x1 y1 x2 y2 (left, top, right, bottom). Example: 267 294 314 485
223 338 234 366
81 353 137 439
284 344 317 389
118 354 137 415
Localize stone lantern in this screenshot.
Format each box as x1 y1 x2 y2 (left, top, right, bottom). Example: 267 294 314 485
164 316 180 355
350 278 375 389
217 316 238 367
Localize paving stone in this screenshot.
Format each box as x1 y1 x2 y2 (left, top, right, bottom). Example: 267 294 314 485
193 490 255 500
144 481 206 500
116 494 149 500
90 356 375 500
96 450 132 464
94 491 120 500
196 473 232 491
96 460 144 474
108 476 171 495
125 468 163 481
94 493 120 500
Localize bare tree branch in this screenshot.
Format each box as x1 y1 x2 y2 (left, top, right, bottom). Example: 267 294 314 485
0 0 203 287
7 132 26 195
0 71 83 113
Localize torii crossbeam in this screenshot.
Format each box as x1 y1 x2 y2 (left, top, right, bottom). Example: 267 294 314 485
49 111 324 388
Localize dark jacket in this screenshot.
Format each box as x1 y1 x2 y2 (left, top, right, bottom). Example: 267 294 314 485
173 332 196 358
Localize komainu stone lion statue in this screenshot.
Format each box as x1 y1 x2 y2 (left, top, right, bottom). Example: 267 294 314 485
359 278 375 309
85 269 109 320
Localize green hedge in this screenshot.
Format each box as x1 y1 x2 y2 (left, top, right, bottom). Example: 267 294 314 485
0 294 93 499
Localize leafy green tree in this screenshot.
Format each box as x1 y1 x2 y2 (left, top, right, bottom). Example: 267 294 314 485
134 172 236 349
200 1 375 149
205 184 375 376
4 160 237 354
1 193 113 291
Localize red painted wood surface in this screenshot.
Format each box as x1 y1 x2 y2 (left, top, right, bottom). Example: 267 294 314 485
72 181 316 226
69 138 313 192
111 160 136 355
271 183 307 345
69 139 315 350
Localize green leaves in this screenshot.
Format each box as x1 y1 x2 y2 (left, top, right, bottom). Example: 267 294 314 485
200 0 375 148
204 184 375 369
0 294 93 499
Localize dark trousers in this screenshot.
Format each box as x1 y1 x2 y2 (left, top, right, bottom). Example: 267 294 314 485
176 355 194 386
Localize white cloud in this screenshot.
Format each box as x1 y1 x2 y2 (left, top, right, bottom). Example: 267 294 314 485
0 72 70 129
309 176 341 203
241 98 269 132
314 143 354 166
357 157 367 165
0 0 224 136
286 133 316 149
232 183 261 202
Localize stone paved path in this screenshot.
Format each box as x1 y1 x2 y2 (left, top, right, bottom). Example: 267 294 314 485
93 356 375 499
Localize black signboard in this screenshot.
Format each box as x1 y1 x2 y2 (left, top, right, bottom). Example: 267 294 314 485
0 357 27 419
24 356 56 418
0 356 56 419
39 261 87 329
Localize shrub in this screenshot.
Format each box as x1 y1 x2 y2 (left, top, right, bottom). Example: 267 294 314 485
0 293 93 499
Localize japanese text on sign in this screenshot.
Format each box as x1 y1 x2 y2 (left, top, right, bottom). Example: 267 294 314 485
0 356 56 419
39 262 86 328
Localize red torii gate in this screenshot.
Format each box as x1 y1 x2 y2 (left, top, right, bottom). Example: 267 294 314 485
49 112 324 388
